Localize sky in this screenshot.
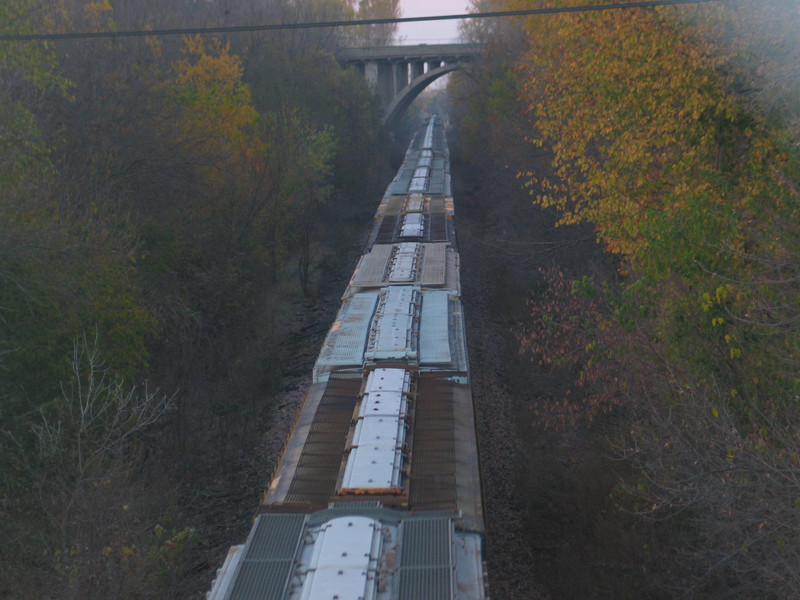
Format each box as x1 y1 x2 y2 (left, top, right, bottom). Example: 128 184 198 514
395 0 472 44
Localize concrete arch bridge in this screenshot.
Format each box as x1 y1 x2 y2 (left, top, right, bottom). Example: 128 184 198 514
335 44 482 127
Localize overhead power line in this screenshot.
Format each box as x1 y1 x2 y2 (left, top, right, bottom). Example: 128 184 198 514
0 0 721 42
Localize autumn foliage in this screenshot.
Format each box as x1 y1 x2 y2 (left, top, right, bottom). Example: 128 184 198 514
1 1 390 597
453 0 800 596
517 267 626 430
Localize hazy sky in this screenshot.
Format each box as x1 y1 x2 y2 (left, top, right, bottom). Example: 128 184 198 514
396 0 471 44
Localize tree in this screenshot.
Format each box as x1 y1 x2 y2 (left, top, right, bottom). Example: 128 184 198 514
351 0 401 46
465 1 800 596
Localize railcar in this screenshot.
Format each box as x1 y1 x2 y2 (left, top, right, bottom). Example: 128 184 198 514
368 119 455 250
207 116 488 600
344 241 460 298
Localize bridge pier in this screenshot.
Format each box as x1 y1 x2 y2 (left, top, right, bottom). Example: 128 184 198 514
394 63 407 97
378 62 395 106
336 44 481 126
364 62 377 87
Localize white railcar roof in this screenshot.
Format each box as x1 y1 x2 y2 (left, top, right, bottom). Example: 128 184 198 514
365 286 418 361
399 213 425 238
340 443 404 490
299 516 382 600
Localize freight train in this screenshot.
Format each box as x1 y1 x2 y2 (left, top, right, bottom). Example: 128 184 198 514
207 116 489 600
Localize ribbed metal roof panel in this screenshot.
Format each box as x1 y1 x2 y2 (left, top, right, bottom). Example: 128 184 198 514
386 180 408 196
228 562 291 600
404 194 425 213
422 120 435 149
284 376 360 507
428 214 448 242
444 249 460 293
427 196 445 214
373 216 399 245
428 168 446 195
314 293 378 380
225 514 306 600
398 567 452 600
401 519 452 565
443 197 455 218
378 195 406 216
349 244 456 293
352 245 392 286
410 373 458 509
246 514 306 559
419 244 446 287
397 519 453 600
419 291 451 365
446 298 469 372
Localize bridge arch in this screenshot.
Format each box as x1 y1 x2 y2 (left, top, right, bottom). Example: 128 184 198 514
335 44 481 127
382 63 462 127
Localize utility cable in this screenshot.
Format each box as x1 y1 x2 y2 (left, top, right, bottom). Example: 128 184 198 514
0 0 724 42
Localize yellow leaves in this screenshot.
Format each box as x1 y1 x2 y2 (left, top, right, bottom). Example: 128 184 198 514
145 35 162 59
83 0 116 32
702 284 734 314
84 0 112 17
512 2 760 263
171 36 261 182
175 35 257 133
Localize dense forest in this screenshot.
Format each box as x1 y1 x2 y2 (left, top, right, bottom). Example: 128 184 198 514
450 0 800 598
0 0 403 597
4 0 800 598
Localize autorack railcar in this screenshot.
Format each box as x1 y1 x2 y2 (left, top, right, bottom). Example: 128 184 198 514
207 116 488 600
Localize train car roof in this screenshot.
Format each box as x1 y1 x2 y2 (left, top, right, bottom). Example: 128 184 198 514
207 506 487 600
313 287 468 383
345 242 460 298
366 212 456 248
262 370 483 532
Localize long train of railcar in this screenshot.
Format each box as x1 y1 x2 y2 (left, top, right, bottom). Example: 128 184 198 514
207 116 489 600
